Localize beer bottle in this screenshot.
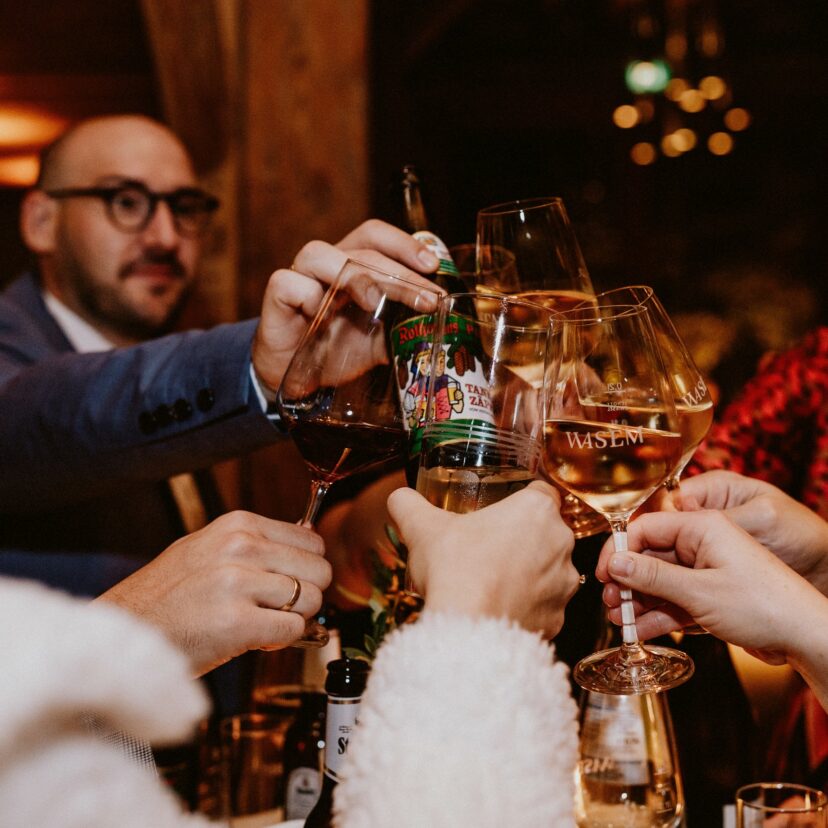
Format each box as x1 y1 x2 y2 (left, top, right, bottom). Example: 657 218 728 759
303 658 370 828
389 165 492 486
283 689 326 820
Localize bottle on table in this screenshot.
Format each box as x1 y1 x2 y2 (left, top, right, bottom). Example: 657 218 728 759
303 657 370 828
283 689 326 821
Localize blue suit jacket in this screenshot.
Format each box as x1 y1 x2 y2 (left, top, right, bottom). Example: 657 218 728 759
0 273 281 593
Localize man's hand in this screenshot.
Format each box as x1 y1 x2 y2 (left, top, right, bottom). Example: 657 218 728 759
388 481 580 638
96 511 332 677
251 219 440 392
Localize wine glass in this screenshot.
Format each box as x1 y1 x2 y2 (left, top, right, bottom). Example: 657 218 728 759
541 302 694 694
576 689 684 827
476 196 607 538
414 291 549 516
588 286 714 491
276 259 441 646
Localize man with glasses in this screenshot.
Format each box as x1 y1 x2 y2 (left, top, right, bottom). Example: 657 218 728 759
0 115 438 679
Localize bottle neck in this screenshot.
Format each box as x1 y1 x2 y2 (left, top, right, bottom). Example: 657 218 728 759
403 183 429 232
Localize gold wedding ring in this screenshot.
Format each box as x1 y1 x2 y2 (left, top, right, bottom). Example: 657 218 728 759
278 576 302 611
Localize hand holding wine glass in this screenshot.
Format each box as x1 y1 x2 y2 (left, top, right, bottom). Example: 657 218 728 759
541 302 693 694
276 259 441 645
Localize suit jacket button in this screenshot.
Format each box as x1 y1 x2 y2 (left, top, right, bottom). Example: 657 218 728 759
172 398 193 420
138 411 157 434
196 388 215 412
154 404 173 427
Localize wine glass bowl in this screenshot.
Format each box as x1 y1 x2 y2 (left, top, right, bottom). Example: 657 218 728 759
476 196 595 308
542 302 694 694
476 197 607 538
585 285 714 491
276 259 441 645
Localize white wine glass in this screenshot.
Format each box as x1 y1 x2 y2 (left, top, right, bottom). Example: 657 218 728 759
276 259 440 646
541 303 694 694
476 196 607 538
576 689 684 827
587 285 714 491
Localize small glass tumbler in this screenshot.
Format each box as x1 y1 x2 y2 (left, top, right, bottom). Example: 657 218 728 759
736 782 827 827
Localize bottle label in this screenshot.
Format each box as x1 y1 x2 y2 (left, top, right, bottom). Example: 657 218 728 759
390 311 495 458
579 693 649 786
412 229 460 276
285 766 323 819
323 695 361 781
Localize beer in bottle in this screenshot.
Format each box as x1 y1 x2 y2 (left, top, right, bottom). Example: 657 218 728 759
303 658 370 828
389 165 493 486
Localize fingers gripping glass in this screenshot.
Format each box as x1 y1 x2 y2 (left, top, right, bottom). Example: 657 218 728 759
45 180 220 236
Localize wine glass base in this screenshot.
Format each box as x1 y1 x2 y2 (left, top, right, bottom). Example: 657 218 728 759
574 644 694 695
290 620 330 650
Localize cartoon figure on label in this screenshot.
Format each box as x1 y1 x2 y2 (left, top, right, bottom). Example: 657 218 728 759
403 341 432 430
431 346 464 421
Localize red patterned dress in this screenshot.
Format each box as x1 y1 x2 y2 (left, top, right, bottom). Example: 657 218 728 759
687 327 828 520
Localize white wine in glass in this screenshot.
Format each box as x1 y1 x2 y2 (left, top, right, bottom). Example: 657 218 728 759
476 196 606 538
587 286 714 491
542 303 694 694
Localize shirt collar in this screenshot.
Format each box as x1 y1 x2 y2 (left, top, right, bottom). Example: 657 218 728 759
42 291 115 353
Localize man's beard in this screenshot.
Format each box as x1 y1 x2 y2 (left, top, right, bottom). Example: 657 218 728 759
62 251 192 343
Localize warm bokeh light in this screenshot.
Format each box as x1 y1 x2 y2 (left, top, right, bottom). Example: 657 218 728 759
0 104 67 150
724 107 751 131
664 78 689 101
0 153 40 187
673 128 697 151
630 142 657 165
660 134 682 157
678 89 706 113
699 75 727 100
708 131 734 155
612 104 639 128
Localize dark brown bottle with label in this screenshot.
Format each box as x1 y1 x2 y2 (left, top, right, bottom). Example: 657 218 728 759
390 165 484 487
303 658 370 828
283 689 326 820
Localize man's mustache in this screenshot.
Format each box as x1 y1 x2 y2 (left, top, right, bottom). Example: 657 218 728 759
120 253 186 279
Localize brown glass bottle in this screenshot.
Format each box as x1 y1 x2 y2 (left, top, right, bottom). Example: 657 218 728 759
303 658 370 828
391 165 474 487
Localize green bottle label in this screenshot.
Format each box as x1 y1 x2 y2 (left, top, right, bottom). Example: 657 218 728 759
391 311 494 458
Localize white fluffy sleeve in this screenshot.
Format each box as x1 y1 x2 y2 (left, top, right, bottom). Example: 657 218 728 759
334 611 579 827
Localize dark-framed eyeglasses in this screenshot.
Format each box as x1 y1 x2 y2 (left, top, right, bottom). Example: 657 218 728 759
44 180 220 237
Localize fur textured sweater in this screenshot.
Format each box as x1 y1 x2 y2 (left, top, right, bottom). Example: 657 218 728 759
334 611 579 827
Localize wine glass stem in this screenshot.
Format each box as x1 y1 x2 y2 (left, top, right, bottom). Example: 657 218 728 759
610 520 639 646
300 478 330 527
665 474 681 492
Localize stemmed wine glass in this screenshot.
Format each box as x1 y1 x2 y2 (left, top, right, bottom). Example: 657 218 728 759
476 196 607 538
541 303 694 694
587 286 714 491
276 259 440 646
